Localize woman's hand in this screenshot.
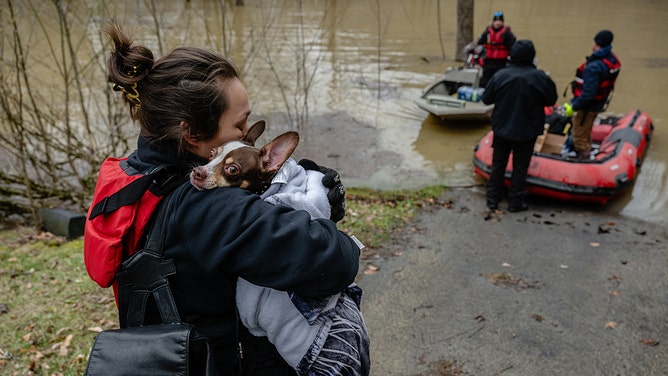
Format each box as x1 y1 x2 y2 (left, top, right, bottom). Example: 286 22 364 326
298 159 346 222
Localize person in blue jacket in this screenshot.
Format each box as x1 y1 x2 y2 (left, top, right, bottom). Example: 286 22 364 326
563 30 621 159
85 21 357 376
482 40 558 212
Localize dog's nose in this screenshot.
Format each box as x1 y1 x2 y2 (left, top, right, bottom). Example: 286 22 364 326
191 166 207 181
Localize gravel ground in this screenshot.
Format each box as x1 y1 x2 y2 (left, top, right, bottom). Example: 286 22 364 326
357 187 668 376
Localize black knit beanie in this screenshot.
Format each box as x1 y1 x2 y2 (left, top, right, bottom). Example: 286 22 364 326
594 30 613 47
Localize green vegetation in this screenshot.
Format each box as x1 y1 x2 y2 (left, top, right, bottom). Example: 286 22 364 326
340 186 447 254
0 229 117 375
0 186 445 375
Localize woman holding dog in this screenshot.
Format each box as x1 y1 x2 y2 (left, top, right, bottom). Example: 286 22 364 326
84 21 360 375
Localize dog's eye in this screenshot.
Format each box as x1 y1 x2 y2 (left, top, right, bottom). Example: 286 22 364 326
209 148 218 160
225 164 240 176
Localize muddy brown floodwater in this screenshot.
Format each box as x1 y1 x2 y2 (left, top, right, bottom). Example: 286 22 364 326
242 0 668 226
5 2 668 374
8 0 667 226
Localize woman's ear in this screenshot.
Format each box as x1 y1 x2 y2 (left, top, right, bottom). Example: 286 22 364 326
180 120 210 159
180 120 198 147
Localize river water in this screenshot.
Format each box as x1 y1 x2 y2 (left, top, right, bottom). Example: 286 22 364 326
9 0 668 225
229 0 668 225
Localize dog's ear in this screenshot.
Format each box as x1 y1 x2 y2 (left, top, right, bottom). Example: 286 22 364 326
259 131 299 174
243 120 266 146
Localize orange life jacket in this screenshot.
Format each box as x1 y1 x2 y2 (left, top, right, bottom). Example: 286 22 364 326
485 26 511 60
572 54 621 100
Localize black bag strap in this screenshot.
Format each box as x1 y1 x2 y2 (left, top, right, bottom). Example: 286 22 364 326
88 164 184 221
116 190 182 327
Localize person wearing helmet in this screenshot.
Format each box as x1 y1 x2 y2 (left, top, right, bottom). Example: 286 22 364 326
476 11 517 88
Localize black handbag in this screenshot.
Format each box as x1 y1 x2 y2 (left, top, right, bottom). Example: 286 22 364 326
85 194 215 376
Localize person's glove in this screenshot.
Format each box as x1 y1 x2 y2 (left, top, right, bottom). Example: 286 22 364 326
563 102 574 117
298 159 346 222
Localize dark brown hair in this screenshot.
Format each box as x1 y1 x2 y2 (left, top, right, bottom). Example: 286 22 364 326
104 21 239 151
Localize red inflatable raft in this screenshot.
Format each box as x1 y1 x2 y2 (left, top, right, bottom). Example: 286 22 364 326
473 110 654 204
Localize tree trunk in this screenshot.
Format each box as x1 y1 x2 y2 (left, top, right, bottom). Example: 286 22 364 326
456 0 474 61
437 0 445 60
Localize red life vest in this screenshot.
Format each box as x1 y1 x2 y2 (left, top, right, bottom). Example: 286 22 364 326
485 26 511 60
84 158 175 290
571 54 621 100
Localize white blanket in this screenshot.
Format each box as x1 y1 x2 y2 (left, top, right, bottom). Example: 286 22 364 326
259 158 330 220
236 158 335 368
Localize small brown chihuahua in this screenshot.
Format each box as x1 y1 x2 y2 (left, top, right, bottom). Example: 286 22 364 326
190 120 299 192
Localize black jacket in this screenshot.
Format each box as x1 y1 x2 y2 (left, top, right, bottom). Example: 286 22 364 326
127 136 361 371
482 62 558 141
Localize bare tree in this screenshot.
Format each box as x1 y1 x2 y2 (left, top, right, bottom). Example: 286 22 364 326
0 0 346 227
437 0 446 60
0 0 129 224
256 0 337 135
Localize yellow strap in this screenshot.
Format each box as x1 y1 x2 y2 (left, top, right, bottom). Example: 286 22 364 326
562 123 571 135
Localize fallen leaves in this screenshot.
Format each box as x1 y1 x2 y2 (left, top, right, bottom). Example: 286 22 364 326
483 272 537 290
424 357 466 376
605 321 619 329
364 264 380 275
57 334 73 356
598 223 613 234
530 313 544 322
6 231 67 248
483 209 504 222
0 347 11 360
87 319 117 334
639 339 659 347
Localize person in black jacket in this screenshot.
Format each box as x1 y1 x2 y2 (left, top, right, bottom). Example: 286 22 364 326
482 40 558 212
85 22 358 375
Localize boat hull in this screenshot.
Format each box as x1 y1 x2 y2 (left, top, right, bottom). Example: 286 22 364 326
414 95 494 122
415 66 493 122
472 110 653 204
